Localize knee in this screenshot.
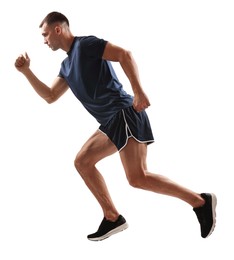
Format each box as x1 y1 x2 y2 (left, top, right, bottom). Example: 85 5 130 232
74 152 90 173
127 171 146 189
74 155 82 173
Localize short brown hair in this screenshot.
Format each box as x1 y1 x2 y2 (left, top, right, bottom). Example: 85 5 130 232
39 11 69 28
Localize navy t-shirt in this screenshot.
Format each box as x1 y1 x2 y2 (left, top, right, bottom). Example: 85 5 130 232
58 36 133 126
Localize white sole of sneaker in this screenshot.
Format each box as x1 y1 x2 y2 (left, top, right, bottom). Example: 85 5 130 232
206 193 217 238
88 222 129 241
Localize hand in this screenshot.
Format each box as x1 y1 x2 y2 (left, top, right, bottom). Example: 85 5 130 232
15 52 30 72
133 92 151 112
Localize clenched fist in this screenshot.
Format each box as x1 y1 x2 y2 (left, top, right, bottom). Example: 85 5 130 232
15 52 30 72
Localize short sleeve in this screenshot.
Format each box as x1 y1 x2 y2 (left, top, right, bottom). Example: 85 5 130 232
80 36 108 58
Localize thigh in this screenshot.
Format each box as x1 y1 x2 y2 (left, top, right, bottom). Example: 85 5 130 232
119 137 148 178
76 130 118 165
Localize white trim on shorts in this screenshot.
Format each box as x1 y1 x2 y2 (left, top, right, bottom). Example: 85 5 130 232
119 109 153 151
98 108 154 152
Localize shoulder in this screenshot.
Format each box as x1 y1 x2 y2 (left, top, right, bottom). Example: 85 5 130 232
78 35 108 57
79 35 107 45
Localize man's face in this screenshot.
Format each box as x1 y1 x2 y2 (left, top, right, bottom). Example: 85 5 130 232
41 23 60 51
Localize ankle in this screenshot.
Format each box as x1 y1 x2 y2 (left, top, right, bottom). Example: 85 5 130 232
192 194 205 208
104 213 119 222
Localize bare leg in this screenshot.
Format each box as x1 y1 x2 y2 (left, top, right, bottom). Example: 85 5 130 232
74 130 119 221
119 138 205 208
76 134 215 239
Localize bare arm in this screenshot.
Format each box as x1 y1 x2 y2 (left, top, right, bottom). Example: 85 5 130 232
15 52 69 103
102 42 150 112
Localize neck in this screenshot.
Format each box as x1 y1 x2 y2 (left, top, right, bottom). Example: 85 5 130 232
60 29 75 52
65 35 75 52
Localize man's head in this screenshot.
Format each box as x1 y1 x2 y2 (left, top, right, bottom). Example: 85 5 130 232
39 11 69 28
39 12 71 51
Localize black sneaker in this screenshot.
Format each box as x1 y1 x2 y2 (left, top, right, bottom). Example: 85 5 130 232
193 193 217 238
87 215 128 241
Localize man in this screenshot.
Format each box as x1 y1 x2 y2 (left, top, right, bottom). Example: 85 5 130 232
15 11 217 241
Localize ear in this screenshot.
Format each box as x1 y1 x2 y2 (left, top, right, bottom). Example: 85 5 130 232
55 25 62 34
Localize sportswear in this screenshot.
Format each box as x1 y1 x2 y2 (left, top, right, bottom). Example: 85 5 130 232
193 193 217 238
87 215 128 241
58 36 133 126
99 106 154 151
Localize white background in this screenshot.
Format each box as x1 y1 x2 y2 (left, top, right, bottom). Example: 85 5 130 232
0 0 233 259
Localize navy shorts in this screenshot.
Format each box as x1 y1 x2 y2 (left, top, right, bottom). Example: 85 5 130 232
99 106 154 151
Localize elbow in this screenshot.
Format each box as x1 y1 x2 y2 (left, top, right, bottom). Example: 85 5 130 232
45 95 56 104
46 99 53 104
119 49 134 65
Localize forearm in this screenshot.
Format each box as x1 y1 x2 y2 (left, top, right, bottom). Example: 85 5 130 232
119 50 144 95
119 50 150 111
22 69 53 103
102 42 150 111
